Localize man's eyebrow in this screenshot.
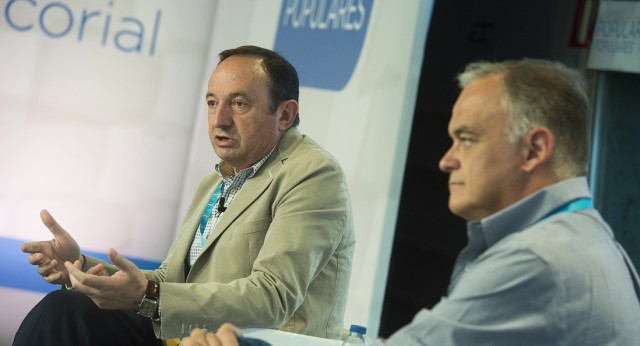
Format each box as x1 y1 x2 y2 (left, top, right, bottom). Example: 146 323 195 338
452 126 479 137
204 92 250 99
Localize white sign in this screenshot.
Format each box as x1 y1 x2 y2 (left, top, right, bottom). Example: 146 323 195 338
588 1 640 73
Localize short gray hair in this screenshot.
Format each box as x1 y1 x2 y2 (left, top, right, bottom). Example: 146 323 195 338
457 60 590 178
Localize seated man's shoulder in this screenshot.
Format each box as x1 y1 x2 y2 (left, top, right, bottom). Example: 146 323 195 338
289 134 343 169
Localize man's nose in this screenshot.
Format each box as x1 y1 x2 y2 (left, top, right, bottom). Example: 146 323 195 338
438 147 458 172
210 105 232 128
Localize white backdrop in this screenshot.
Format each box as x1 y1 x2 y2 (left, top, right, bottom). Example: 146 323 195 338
0 0 218 343
0 0 433 342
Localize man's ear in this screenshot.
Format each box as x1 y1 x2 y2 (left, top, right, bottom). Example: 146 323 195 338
522 127 554 173
277 100 299 132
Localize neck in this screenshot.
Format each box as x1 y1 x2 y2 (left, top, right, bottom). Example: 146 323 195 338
219 161 237 177
525 168 560 195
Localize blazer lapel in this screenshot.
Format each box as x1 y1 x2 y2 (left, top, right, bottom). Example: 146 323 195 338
201 159 280 250
168 179 222 282
191 128 301 269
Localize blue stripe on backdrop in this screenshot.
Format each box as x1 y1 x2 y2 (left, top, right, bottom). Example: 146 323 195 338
1 236 162 294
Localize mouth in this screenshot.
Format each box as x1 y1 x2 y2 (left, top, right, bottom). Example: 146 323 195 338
214 134 234 146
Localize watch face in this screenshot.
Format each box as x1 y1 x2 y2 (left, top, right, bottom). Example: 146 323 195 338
139 298 158 317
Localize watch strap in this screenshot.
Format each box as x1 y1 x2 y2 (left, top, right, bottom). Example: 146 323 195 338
138 280 160 321
145 280 160 300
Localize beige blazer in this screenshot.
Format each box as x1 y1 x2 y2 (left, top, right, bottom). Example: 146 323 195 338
89 128 355 339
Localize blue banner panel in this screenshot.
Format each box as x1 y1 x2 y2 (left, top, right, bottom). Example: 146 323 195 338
274 0 374 91
1 236 161 294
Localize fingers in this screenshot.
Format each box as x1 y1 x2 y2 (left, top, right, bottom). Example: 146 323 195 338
205 332 223 346
180 326 241 346
64 260 82 287
86 263 108 276
107 248 137 273
214 324 241 346
217 323 243 337
25 250 67 284
36 258 58 276
181 328 215 346
21 241 43 255
181 337 207 346
42 270 65 284
40 209 71 239
189 328 208 339
27 252 45 265
31 254 62 283
64 260 97 294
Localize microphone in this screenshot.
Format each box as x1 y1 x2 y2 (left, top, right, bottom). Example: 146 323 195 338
217 197 227 212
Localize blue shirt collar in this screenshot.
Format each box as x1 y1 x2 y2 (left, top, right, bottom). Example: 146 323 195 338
467 177 593 249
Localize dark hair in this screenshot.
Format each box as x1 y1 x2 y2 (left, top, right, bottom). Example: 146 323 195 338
219 45 300 127
457 59 589 178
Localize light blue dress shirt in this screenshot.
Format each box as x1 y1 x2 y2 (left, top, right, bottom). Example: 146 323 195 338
380 177 640 345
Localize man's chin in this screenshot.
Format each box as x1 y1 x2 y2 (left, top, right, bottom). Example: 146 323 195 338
212 147 234 159
449 201 471 221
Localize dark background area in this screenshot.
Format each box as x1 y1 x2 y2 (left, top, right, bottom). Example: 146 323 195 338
379 0 593 337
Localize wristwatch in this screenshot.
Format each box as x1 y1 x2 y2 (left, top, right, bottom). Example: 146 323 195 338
137 280 160 321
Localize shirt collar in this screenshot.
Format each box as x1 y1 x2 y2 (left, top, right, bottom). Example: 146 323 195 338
467 177 593 248
214 146 276 181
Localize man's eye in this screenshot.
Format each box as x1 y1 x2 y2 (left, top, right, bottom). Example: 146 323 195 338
233 100 246 107
207 100 217 107
460 138 474 146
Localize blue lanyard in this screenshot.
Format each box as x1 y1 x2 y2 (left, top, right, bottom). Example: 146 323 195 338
198 183 223 247
538 198 593 223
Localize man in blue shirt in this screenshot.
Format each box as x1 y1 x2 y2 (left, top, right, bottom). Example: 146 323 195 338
381 59 640 345
181 60 640 346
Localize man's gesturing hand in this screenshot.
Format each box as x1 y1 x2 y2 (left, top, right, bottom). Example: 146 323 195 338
21 209 81 286
65 248 147 310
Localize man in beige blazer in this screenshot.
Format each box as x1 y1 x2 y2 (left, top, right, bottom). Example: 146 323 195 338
15 45 354 346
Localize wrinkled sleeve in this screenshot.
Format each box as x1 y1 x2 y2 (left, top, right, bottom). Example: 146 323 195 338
384 246 558 346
